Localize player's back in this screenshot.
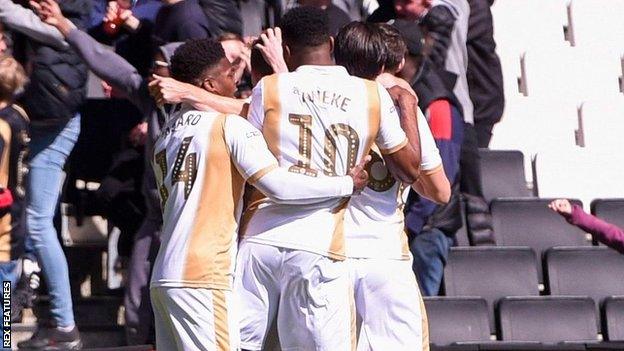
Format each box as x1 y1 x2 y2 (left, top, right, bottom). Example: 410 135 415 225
243 65 407 259
151 106 245 290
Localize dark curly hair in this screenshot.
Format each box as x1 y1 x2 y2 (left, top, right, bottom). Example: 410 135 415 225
170 38 226 85
279 6 330 49
334 22 386 80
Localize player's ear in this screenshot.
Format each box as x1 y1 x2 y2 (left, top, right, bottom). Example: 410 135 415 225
201 77 218 94
398 57 406 73
328 36 334 54
283 44 292 68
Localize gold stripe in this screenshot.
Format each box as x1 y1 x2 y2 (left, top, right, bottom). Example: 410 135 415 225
363 80 381 157
247 164 278 184
262 74 281 158
379 138 409 155
238 188 268 238
213 290 231 351
183 114 245 288
419 289 430 351
349 283 357 351
327 198 349 260
422 164 444 176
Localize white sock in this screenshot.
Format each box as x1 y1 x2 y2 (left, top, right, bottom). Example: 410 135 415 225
57 324 75 332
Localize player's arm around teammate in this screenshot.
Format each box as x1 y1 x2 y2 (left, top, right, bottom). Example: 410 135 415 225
382 77 450 204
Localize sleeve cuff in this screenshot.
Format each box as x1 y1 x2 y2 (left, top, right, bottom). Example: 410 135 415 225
379 138 409 155
247 164 278 184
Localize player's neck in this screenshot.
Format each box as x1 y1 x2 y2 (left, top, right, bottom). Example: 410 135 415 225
291 52 334 69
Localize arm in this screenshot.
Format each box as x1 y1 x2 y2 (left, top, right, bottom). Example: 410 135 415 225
225 115 369 204
37 0 152 114
378 84 422 184
149 76 249 116
566 204 624 254
0 0 68 49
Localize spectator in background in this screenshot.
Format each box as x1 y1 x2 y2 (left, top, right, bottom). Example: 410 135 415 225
297 0 352 36
198 0 242 35
380 20 464 296
466 0 503 148
32 0 186 343
334 0 379 21
550 199 624 255
153 0 216 44
1 0 90 347
218 33 253 97
0 56 29 291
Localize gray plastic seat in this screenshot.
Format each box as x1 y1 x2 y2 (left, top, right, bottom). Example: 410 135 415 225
498 296 598 343
424 297 491 346
444 247 539 330
604 296 624 341
479 149 532 203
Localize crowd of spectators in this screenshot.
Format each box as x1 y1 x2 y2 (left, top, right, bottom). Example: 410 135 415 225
0 0 549 349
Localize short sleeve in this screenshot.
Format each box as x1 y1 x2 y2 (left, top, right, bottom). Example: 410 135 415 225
247 79 266 130
417 107 443 172
375 83 408 154
224 114 278 183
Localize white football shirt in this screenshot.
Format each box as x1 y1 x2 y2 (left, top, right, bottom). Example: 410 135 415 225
242 66 409 260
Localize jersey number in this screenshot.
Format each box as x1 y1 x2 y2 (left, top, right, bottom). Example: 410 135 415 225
154 136 198 207
288 114 360 177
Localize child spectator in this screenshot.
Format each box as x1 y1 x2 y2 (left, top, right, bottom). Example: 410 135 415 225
0 56 30 290
550 199 624 254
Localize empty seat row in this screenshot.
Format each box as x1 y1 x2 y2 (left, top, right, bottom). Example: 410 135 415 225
443 247 624 331
425 295 624 345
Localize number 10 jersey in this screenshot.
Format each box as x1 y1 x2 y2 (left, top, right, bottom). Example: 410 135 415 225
243 65 408 260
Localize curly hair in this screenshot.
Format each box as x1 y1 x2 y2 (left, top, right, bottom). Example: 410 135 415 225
279 6 330 49
334 22 386 80
170 38 225 85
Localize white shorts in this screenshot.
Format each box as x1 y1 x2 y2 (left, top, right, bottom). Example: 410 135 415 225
348 258 429 351
235 241 354 351
151 286 240 351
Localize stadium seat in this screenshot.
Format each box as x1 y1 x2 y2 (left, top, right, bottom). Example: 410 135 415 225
443 247 540 329
604 296 624 341
520 47 623 101
579 98 624 151
591 199 624 230
423 297 491 345
498 296 598 343
490 198 590 281
489 96 579 182
455 199 470 246
545 247 624 330
567 0 624 50
479 149 532 202
533 149 624 208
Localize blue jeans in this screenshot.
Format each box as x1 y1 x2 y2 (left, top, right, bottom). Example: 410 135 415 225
410 228 453 296
26 116 80 327
0 260 19 289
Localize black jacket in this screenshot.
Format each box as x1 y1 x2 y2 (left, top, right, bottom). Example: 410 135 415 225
18 0 91 126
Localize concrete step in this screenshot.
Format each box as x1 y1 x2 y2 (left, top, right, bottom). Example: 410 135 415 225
30 296 123 327
12 324 127 349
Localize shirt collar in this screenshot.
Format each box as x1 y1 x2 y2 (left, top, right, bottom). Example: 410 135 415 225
294 65 350 76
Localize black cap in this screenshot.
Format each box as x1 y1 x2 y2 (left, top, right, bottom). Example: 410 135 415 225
388 19 424 56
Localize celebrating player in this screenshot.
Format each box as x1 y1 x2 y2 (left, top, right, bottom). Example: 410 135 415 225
334 21 451 351
149 38 370 351
236 7 423 351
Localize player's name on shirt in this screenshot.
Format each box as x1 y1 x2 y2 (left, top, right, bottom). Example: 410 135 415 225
292 87 352 112
160 111 203 138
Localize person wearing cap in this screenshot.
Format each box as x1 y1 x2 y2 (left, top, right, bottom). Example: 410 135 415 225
380 20 465 296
